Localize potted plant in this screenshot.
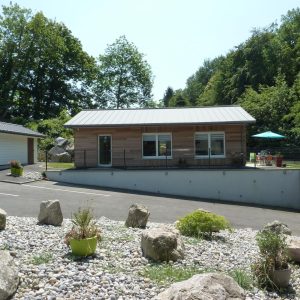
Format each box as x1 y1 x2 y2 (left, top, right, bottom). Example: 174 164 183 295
65 207 101 257
252 231 291 289
10 160 23 177
275 153 283 167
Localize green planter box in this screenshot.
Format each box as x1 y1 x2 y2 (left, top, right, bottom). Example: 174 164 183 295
11 167 23 177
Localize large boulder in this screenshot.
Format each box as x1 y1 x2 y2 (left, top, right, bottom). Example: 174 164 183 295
262 220 292 235
154 273 245 300
141 226 184 262
56 152 72 163
0 251 19 299
38 200 63 226
0 209 7 230
125 204 150 228
286 236 300 263
48 145 65 157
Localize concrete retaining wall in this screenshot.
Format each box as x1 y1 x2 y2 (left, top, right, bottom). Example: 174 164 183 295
46 169 300 210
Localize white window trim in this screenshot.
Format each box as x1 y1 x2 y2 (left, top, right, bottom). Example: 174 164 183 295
142 133 173 159
194 131 226 159
98 134 112 166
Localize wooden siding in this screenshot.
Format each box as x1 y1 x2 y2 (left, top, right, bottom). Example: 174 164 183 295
74 125 247 168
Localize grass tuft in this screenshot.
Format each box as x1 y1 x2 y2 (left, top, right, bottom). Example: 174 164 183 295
141 264 206 285
31 252 53 265
229 269 253 290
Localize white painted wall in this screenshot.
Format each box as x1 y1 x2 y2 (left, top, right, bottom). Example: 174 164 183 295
46 169 300 210
0 133 28 165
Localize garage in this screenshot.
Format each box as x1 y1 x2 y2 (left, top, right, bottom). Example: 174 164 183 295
0 121 44 166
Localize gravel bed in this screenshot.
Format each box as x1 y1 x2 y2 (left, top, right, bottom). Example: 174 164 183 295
0 216 299 300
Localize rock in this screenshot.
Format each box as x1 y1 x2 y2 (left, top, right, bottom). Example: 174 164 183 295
262 220 292 235
48 145 65 157
154 272 245 300
125 204 150 228
38 200 63 226
0 250 19 299
141 226 184 262
286 236 300 263
55 137 68 147
56 152 72 163
0 208 7 230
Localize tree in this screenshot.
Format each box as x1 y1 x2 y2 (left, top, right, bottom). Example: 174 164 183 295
94 36 153 109
169 90 190 107
238 74 294 145
0 3 96 122
163 87 174 107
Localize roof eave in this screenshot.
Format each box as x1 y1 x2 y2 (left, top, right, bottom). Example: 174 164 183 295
0 130 45 138
64 120 256 128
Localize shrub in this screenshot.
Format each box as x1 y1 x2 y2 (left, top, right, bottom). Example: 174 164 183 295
252 231 289 289
65 208 101 245
176 210 231 238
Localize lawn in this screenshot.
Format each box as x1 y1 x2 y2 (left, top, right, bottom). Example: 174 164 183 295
284 160 300 169
46 162 75 169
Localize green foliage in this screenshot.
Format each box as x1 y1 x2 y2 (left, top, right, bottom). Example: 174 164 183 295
176 210 231 238
256 231 288 270
177 8 300 145
65 207 101 245
163 87 174 107
26 110 72 150
142 264 205 285
93 35 153 109
168 89 190 107
252 231 289 289
31 252 53 265
229 269 253 290
0 3 95 121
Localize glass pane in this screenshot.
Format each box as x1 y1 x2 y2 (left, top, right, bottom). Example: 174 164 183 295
143 135 156 156
195 134 208 156
158 134 171 156
99 136 111 165
211 134 224 156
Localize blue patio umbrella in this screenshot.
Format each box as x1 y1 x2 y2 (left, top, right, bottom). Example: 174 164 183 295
252 131 285 139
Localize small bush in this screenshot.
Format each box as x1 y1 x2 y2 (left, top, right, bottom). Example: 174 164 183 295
176 210 231 238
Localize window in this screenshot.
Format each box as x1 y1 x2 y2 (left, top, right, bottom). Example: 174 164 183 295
195 132 225 158
143 133 172 158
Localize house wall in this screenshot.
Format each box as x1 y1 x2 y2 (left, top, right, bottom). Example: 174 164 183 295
0 133 28 165
74 124 247 168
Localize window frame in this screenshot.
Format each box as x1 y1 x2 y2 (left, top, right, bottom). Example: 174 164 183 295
142 133 172 159
194 131 225 159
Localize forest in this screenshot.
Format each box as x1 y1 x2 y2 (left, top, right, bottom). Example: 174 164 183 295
0 4 299 149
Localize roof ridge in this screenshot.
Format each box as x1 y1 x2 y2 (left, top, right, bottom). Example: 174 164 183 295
81 105 241 112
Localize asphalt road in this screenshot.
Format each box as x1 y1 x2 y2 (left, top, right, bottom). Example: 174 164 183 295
0 180 299 235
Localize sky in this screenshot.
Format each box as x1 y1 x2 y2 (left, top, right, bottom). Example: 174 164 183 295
1 0 299 100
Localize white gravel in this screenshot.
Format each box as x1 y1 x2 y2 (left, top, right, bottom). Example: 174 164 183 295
0 216 299 300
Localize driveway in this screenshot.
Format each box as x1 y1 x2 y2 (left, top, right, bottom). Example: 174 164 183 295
0 180 299 235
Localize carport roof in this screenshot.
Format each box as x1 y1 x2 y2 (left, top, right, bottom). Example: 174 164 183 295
0 121 45 137
65 106 255 128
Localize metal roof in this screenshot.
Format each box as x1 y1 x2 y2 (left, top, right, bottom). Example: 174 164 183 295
65 106 256 128
0 121 45 137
